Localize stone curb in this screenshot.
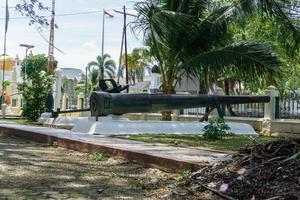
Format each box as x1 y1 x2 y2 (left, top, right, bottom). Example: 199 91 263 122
0 125 208 172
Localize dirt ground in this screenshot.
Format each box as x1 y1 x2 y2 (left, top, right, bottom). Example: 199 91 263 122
0 133 185 200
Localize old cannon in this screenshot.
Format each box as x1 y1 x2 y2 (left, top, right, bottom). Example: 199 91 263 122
90 91 270 119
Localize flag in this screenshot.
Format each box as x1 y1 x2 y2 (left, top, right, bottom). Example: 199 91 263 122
104 9 114 18
5 0 9 33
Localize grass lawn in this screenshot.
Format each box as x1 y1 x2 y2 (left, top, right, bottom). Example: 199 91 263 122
128 134 275 152
0 118 43 126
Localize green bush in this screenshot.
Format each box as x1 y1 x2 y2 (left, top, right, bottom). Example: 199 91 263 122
178 169 191 185
202 118 231 140
18 54 55 121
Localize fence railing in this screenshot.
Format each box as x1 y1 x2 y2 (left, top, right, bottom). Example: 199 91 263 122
182 103 265 118
275 97 300 119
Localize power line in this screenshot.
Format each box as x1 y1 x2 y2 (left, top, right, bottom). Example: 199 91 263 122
35 27 65 55
0 8 136 20
0 10 102 20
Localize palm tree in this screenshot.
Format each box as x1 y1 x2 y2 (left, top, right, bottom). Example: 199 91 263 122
121 48 151 84
89 68 100 91
132 0 299 119
87 54 116 80
76 68 101 96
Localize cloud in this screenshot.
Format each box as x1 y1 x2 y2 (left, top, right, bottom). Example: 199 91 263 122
81 40 98 49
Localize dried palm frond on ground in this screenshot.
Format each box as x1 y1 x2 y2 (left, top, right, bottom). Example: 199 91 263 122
172 139 300 200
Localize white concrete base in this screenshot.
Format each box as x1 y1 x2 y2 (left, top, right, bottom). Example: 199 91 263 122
39 112 52 123
45 116 93 129
44 116 258 136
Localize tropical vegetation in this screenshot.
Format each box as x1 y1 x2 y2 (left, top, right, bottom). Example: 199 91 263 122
229 15 300 95
87 54 116 81
18 54 55 120
120 48 151 84
132 0 299 119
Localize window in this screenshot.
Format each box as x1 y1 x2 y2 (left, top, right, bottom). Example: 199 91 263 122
12 98 17 107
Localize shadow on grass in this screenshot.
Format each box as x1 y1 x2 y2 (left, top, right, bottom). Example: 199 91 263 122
128 134 276 151
0 134 173 199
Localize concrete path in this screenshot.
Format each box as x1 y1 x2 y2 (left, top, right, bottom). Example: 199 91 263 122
0 121 231 171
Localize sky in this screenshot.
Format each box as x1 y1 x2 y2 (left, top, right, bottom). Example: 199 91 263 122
0 0 143 72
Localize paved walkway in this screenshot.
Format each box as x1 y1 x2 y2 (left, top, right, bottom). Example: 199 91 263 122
0 121 231 171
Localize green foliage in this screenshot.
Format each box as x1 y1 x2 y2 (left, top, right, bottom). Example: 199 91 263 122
178 169 191 185
121 48 151 84
229 15 300 94
89 152 107 161
2 80 11 90
45 91 54 112
133 0 284 95
21 54 57 78
89 68 100 91
1 80 11 104
18 54 54 121
202 118 232 140
87 54 116 80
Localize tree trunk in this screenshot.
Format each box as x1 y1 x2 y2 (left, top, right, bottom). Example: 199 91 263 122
224 79 237 116
161 73 175 121
99 66 104 80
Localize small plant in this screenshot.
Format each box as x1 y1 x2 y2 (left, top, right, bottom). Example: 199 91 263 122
202 118 231 140
90 152 107 161
178 169 191 185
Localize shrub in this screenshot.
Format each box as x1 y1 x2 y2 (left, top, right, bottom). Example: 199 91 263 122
178 169 191 185
18 54 55 121
202 118 231 140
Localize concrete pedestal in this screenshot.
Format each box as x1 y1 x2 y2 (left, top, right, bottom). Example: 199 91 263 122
45 116 258 136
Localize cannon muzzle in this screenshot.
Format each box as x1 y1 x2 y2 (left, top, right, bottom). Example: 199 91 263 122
90 92 270 117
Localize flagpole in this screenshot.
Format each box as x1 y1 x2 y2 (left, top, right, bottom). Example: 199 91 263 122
2 0 8 105
101 9 105 58
100 9 113 79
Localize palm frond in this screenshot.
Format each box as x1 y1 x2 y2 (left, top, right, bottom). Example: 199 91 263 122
89 68 100 90
237 0 300 43
103 53 112 61
105 66 116 77
105 70 114 79
185 40 281 80
132 2 195 54
104 60 116 70
87 61 99 70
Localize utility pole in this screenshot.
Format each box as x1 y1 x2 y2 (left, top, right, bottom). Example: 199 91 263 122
117 30 125 83
123 6 129 92
114 7 136 92
101 9 105 58
2 0 9 105
47 0 55 75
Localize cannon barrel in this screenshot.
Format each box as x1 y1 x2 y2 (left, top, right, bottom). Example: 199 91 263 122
90 92 270 117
